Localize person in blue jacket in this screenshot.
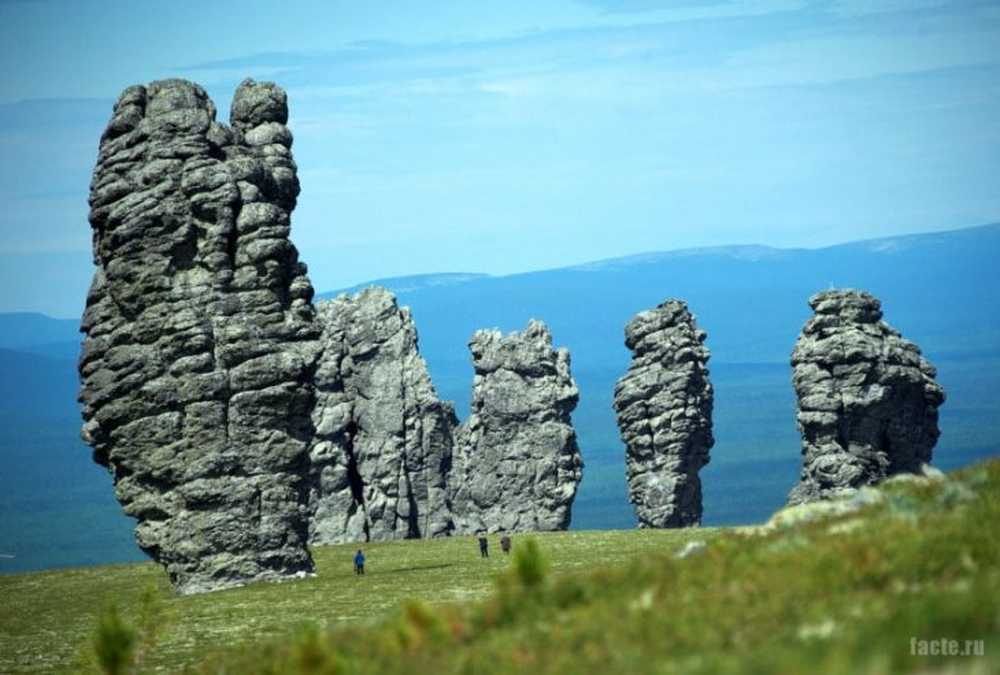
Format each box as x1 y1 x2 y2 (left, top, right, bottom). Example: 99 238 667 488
354 549 365 575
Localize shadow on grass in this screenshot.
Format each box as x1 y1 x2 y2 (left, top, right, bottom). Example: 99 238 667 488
380 564 455 575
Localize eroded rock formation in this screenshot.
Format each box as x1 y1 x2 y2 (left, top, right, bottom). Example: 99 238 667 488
787 289 946 505
450 320 583 533
613 300 714 528
80 79 589 593
79 79 317 594
309 287 457 543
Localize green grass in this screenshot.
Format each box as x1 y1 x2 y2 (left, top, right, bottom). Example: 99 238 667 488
0 528 712 673
2 460 999 674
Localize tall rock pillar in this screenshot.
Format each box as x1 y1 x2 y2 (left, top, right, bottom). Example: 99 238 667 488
309 287 457 543
613 300 713 528
788 289 945 504
451 320 583 533
79 79 317 594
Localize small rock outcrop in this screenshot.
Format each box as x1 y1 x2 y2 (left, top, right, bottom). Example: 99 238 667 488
451 320 583 533
613 300 714 528
309 287 457 543
787 289 946 505
79 79 317 594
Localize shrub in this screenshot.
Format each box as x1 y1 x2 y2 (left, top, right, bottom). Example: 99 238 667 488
512 538 547 589
92 604 136 675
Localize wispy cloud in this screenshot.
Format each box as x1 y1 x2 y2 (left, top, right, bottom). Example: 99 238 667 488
820 0 952 18
577 0 805 19
172 0 1000 114
1 1 999 315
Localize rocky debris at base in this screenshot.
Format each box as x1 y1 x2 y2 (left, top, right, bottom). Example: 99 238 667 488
765 462 954 532
766 487 887 531
675 540 708 559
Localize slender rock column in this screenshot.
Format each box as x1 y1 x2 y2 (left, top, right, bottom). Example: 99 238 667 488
613 300 714 528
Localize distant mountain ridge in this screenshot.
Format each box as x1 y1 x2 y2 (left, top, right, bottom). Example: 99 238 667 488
320 222 1000 297
316 273 491 300
0 312 78 350
8 223 997 327
568 244 792 270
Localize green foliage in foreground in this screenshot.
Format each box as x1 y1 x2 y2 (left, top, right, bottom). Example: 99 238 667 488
197 461 1000 675
3 460 999 674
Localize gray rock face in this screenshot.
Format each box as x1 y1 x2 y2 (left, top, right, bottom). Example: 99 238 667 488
79 79 317 594
787 289 945 505
613 300 714 528
80 79 588 590
450 320 583 533
309 287 457 543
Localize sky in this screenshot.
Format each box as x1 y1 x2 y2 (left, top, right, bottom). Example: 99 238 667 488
1 0 998 317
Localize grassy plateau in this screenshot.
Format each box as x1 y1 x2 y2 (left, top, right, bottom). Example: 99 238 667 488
2 459 999 674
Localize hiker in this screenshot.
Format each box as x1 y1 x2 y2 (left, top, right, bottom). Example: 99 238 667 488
500 533 512 555
478 534 489 558
354 549 365 575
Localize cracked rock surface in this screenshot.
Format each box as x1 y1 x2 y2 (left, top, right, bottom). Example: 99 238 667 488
787 289 946 505
79 78 317 594
450 320 583 533
80 79 590 591
309 287 457 543
613 300 714 528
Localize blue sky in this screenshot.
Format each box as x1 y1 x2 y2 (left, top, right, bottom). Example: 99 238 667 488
1 0 999 317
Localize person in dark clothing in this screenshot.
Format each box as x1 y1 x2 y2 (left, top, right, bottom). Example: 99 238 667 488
500 533 512 555
354 549 365 575
478 535 489 558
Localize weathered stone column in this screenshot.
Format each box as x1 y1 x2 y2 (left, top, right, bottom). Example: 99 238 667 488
613 300 713 528
787 289 945 505
79 79 317 593
451 320 583 533
309 287 457 543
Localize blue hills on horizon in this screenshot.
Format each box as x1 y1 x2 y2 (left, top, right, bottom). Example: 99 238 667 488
2 222 999 574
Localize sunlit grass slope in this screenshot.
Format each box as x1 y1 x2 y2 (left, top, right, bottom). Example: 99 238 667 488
0 526 711 672
192 460 1000 675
